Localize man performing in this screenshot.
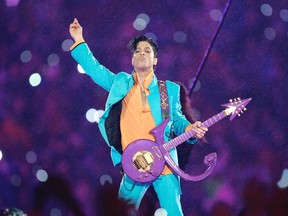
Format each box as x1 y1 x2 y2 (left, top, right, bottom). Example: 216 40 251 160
69 18 208 215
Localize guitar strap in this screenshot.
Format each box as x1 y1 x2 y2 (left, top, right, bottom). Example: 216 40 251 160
158 80 170 120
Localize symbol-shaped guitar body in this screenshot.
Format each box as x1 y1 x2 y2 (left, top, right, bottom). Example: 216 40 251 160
121 98 252 183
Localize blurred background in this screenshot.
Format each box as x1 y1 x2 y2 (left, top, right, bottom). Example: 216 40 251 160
0 0 288 215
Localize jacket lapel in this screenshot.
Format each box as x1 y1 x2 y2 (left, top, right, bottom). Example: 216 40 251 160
147 75 163 125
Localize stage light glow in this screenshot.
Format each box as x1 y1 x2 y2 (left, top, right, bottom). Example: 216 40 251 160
145 32 157 42
86 108 97 123
100 174 113 185
94 109 104 123
133 14 148 31
77 64 86 74
173 31 187 43
210 9 223 21
20 50 32 63
86 109 104 123
277 169 288 188
47 53 60 67
264 27 276 40
5 0 20 7
29 73 41 87
280 9 288 22
26 151 37 164
154 208 168 216
260 4 273 16
188 79 201 92
62 39 74 52
137 13 150 24
32 165 41 176
36 169 48 182
10 175 21 186
50 208 62 216
0 150 2 160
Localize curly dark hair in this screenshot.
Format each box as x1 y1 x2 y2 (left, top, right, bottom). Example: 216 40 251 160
128 34 159 57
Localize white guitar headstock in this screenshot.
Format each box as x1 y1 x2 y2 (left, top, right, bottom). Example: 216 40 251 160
222 97 252 121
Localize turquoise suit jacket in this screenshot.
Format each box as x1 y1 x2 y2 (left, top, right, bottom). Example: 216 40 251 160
71 42 196 166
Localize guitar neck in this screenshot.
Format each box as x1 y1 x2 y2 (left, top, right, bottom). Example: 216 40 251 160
202 109 228 128
163 109 229 151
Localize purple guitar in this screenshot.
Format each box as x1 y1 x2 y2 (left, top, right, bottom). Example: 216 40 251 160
121 97 252 183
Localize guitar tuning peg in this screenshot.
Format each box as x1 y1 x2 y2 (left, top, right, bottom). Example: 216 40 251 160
229 99 233 103
237 97 241 101
244 107 247 111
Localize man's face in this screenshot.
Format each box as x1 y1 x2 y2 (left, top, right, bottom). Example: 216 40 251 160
131 41 158 71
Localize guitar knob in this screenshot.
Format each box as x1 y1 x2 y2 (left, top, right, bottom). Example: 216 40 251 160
138 175 142 179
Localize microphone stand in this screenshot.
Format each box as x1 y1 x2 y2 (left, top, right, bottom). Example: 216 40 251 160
188 0 233 96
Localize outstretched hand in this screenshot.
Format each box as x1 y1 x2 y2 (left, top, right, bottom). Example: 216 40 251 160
69 18 84 42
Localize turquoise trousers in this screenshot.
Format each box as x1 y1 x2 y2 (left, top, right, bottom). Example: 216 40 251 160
118 173 183 216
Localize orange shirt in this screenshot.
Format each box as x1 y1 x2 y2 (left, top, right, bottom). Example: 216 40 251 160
120 72 173 175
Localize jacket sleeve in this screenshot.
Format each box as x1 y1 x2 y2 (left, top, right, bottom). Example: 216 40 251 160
71 42 116 92
167 81 197 145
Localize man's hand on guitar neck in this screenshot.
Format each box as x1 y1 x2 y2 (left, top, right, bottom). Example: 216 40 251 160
191 121 208 139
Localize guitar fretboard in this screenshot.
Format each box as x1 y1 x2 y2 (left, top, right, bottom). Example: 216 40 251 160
163 110 228 151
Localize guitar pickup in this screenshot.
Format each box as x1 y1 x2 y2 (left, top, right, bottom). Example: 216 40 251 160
142 152 153 164
133 151 154 171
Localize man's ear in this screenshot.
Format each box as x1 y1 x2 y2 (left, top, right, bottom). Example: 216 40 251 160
153 57 158 66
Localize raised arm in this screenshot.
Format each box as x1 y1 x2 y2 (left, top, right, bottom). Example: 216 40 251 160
68 18 117 92
69 18 84 43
